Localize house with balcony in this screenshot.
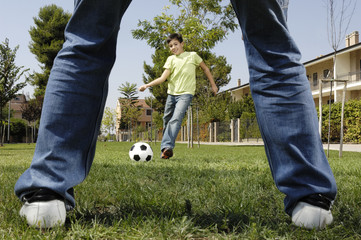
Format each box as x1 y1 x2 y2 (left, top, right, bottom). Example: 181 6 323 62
305 31 361 106
228 31 361 106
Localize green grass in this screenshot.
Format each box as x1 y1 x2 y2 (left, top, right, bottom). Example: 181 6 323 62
0 142 361 239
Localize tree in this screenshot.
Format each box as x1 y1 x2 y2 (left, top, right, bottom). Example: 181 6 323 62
101 107 116 141
29 4 71 98
228 95 255 120
117 82 142 141
132 0 238 113
21 97 42 143
323 0 357 156
0 38 28 146
118 82 139 102
325 0 356 53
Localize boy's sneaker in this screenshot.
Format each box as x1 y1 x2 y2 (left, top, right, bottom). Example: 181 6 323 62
291 194 333 230
161 148 173 159
19 188 66 228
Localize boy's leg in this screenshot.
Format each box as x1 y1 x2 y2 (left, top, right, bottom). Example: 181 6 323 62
230 0 337 228
161 94 193 153
15 0 132 219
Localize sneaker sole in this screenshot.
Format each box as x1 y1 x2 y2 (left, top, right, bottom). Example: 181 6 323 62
20 200 66 228
292 202 333 230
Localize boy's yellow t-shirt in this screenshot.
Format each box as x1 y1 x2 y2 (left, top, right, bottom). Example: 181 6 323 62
163 51 203 95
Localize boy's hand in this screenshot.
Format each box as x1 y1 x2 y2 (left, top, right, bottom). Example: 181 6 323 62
138 84 148 92
212 85 218 95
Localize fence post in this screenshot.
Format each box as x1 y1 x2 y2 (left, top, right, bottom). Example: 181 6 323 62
190 106 193 148
230 119 234 142
339 81 347 157
237 118 241 142
214 122 218 143
209 123 213 142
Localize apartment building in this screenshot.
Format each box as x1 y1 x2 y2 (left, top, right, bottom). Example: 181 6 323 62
228 31 361 106
305 31 361 106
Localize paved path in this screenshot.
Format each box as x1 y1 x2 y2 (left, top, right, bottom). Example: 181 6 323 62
322 143 361 153
179 141 361 153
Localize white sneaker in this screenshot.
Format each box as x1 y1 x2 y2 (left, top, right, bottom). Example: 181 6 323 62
292 202 333 230
20 200 66 228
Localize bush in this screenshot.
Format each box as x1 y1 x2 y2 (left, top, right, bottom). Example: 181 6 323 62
319 99 361 143
344 99 361 143
10 118 27 143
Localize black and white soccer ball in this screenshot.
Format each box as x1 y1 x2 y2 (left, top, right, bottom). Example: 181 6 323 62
129 142 153 162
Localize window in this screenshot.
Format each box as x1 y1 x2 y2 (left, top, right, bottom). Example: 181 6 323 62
327 99 334 104
313 73 318 86
146 109 152 116
323 69 330 78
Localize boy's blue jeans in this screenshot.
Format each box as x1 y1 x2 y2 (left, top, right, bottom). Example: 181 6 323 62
161 94 193 151
15 0 337 215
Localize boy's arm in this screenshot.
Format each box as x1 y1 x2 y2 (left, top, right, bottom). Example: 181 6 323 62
199 61 218 95
139 69 171 92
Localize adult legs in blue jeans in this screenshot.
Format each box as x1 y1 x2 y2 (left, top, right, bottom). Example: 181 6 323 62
15 0 337 230
14 0 133 209
161 94 193 151
230 0 337 217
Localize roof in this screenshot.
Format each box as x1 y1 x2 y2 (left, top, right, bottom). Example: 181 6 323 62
303 42 361 66
118 98 151 108
226 82 250 92
134 99 150 108
226 42 361 92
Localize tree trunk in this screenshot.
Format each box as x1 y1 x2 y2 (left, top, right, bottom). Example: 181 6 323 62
1 124 5 146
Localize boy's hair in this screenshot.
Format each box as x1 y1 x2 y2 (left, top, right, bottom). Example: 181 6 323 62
166 33 183 44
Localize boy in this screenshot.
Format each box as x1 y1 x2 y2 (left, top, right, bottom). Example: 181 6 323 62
139 33 218 159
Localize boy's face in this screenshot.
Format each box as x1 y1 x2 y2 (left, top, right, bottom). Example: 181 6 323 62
168 39 184 55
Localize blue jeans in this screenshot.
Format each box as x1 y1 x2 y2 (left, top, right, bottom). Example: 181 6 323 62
161 94 193 151
14 0 132 208
15 0 337 215
231 0 337 215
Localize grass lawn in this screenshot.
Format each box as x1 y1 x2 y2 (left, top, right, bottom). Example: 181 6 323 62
0 142 360 239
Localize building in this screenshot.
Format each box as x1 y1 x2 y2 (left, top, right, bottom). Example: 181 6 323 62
228 31 361 105
115 98 153 141
305 31 361 106
9 94 27 119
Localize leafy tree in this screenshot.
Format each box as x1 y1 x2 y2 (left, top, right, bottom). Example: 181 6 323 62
117 82 142 136
228 95 255 119
118 82 139 102
101 107 116 141
132 0 238 113
21 97 42 143
0 38 28 146
29 4 71 97
197 91 231 123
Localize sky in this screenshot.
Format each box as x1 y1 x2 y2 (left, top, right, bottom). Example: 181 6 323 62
1 0 361 110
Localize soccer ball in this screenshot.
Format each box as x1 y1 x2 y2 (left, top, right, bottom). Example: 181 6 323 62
129 142 153 162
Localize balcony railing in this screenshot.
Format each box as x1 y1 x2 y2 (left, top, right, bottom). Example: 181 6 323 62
309 71 361 91
336 71 361 85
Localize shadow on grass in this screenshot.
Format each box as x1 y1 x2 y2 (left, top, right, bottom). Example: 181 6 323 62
66 162 283 234
68 201 252 234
